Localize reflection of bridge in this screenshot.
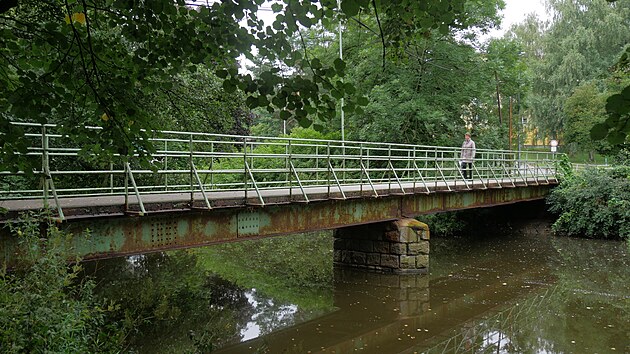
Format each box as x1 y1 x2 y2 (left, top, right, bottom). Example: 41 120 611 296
1 123 560 265
214 260 555 353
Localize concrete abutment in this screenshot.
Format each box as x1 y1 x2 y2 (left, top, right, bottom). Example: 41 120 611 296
333 218 430 274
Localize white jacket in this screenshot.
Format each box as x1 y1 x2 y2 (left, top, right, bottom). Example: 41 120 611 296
461 139 476 163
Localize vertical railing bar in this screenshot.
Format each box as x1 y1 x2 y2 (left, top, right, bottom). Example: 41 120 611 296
434 147 438 190
109 162 114 194
189 134 194 204
41 125 48 208
327 142 331 198
210 142 214 190
360 144 364 195
164 140 169 191
288 140 293 200
315 145 319 184
124 161 129 210
243 138 248 202
412 147 417 190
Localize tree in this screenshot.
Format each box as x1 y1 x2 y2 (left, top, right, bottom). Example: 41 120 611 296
591 45 630 145
513 0 630 142
563 82 609 158
1 0 486 172
288 0 507 147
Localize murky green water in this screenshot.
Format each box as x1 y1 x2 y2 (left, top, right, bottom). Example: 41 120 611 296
84 220 629 353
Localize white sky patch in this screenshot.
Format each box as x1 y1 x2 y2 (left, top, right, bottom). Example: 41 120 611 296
238 1 552 72
487 0 550 38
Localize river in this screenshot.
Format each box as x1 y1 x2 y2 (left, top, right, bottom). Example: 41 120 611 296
82 214 629 353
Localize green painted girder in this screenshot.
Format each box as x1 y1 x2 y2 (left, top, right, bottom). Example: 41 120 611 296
0 185 555 263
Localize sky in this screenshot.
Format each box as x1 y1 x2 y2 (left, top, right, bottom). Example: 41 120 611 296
488 0 550 38
254 1 550 39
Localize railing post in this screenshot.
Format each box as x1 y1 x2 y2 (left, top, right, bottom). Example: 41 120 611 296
288 140 293 199
360 143 364 194
41 125 49 208
315 145 319 183
244 138 248 201
109 162 114 194
326 141 332 199
124 161 129 211
412 146 417 190
210 142 214 190
189 134 194 204
164 140 169 191
388 144 392 193
434 147 438 190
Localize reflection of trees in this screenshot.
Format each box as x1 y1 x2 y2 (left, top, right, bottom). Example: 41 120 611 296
425 225 629 354
540 236 630 354
80 251 254 353
196 231 334 312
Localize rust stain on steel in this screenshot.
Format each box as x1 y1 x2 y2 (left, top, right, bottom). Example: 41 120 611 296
258 197 401 236
1 185 556 263
401 185 554 217
63 209 238 260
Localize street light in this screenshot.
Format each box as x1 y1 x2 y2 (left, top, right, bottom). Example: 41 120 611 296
338 0 344 141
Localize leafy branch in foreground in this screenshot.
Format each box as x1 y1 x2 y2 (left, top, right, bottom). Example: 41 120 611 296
1 0 491 172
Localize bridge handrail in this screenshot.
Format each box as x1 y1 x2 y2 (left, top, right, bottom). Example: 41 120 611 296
0 122 561 219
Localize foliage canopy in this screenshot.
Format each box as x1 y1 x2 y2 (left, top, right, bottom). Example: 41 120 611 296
0 0 490 172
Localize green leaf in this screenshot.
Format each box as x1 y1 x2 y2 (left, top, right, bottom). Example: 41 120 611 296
216 70 229 79
280 110 291 120
606 131 626 145
222 79 237 93
341 0 360 17
357 96 369 106
333 58 346 72
297 116 312 128
590 123 609 140
310 58 322 69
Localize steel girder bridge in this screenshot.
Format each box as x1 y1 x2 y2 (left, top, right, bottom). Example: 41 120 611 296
0 123 561 261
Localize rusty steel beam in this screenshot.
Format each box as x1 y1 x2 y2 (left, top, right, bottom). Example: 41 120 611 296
0 185 555 263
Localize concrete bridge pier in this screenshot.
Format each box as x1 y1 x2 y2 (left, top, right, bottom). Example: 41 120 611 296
333 218 430 274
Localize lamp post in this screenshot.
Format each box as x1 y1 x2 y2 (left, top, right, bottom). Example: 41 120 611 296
338 0 344 141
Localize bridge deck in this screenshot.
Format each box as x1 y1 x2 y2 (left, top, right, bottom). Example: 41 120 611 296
0 176 556 221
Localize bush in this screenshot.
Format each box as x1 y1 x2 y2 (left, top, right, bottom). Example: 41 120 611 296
547 165 630 240
0 213 124 353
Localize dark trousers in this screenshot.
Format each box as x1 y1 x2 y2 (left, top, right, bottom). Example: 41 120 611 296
461 162 473 179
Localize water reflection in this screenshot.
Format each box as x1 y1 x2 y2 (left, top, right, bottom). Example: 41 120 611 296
83 221 629 353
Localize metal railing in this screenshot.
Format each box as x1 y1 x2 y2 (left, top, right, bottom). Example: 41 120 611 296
0 123 561 219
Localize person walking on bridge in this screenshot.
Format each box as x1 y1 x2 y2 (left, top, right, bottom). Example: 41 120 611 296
460 133 476 180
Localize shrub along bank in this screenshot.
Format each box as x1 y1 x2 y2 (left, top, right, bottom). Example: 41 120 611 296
547 164 630 246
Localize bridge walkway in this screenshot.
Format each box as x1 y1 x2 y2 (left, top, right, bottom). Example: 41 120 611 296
0 176 556 221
